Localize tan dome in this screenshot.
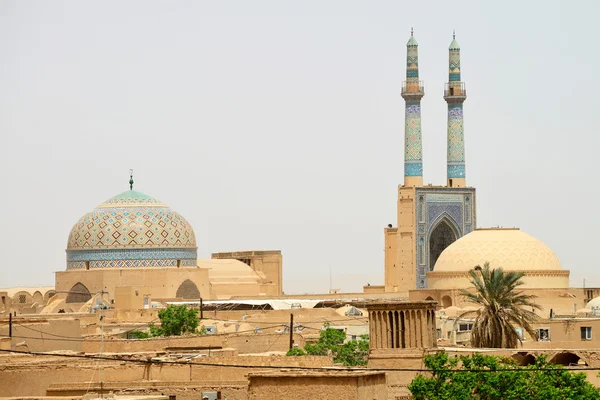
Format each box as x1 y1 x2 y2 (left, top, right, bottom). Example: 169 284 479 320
434 228 562 272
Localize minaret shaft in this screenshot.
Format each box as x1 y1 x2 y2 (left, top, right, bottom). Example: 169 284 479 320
402 32 424 187
444 34 467 188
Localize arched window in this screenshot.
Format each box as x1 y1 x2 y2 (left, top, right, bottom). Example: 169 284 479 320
429 219 458 271
66 282 92 303
176 279 201 299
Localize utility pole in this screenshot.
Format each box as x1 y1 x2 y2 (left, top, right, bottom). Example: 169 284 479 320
94 290 108 398
200 297 203 320
8 313 12 338
289 313 294 350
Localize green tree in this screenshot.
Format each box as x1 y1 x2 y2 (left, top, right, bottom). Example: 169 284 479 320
285 347 307 356
409 352 600 400
292 327 369 366
457 262 541 348
149 305 200 336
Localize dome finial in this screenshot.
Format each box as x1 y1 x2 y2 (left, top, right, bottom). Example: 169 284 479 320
453 29 455 40
129 169 134 190
411 27 414 36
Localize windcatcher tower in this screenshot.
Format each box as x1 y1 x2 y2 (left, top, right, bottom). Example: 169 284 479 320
401 29 424 187
444 31 467 188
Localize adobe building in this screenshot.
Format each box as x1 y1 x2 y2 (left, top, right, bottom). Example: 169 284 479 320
46 173 283 313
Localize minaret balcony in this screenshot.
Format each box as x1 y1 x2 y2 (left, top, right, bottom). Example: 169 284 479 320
444 82 467 100
401 81 424 98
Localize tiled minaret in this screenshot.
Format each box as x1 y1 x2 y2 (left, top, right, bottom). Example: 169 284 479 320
401 29 424 187
444 31 467 188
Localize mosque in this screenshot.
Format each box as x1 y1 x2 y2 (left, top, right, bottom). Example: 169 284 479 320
32 173 283 313
1 32 596 319
359 31 599 316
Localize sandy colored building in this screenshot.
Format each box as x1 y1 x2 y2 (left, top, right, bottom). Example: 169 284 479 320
37 175 284 314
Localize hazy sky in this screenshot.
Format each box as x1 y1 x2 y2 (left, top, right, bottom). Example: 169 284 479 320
1 1 598 293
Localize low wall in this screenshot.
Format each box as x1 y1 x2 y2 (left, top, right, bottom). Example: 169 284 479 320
222 333 305 354
247 371 387 400
0 353 334 398
0 318 82 352
82 334 224 353
48 381 249 400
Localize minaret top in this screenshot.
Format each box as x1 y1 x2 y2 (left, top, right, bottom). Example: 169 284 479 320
407 28 418 47
449 30 460 50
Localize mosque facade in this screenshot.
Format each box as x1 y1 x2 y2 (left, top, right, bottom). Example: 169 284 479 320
384 32 476 292
382 32 575 296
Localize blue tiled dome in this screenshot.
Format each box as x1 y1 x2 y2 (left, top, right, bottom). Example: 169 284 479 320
66 190 197 270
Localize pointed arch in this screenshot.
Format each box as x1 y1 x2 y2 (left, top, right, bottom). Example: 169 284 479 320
66 282 92 303
32 291 44 304
176 279 200 299
428 214 461 271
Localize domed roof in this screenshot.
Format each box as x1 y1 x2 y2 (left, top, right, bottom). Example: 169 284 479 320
434 228 562 272
586 296 600 310
67 190 196 250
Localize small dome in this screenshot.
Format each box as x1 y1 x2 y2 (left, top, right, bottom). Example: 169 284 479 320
586 296 600 310
434 228 562 272
66 190 197 269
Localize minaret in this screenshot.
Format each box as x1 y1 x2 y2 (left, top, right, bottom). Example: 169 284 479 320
401 28 424 187
444 31 467 188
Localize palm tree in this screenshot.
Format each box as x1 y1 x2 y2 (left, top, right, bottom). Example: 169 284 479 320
456 262 541 348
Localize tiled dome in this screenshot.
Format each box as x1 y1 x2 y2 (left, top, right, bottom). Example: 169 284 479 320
434 228 562 272
66 190 197 270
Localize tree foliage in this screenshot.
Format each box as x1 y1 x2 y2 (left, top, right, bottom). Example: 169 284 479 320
285 347 307 356
288 326 369 366
458 262 541 348
409 351 600 400
149 305 200 336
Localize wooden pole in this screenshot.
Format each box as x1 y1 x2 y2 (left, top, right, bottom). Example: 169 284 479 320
289 313 294 350
8 313 12 338
200 297 204 320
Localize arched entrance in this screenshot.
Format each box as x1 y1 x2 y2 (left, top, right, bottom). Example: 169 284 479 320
551 352 585 366
66 282 92 303
176 279 200 299
441 295 452 308
429 218 458 271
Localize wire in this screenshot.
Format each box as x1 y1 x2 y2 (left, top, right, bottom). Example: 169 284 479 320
1 348 598 373
8 324 289 344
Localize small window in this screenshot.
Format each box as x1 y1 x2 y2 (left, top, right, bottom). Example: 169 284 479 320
537 328 550 341
515 328 525 341
19 295 26 304
458 323 473 332
581 327 592 340
351 335 357 341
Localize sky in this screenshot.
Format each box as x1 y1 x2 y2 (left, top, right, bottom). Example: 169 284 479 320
0 1 598 293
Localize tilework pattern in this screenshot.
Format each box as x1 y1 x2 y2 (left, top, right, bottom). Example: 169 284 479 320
66 247 197 262
447 104 465 179
449 49 461 82
403 38 423 178
67 208 196 249
414 188 476 288
67 258 197 270
66 190 198 270
405 102 423 176
446 39 466 181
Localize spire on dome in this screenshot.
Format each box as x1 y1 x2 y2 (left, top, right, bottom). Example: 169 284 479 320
129 169 134 190
449 30 460 50
407 28 418 47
